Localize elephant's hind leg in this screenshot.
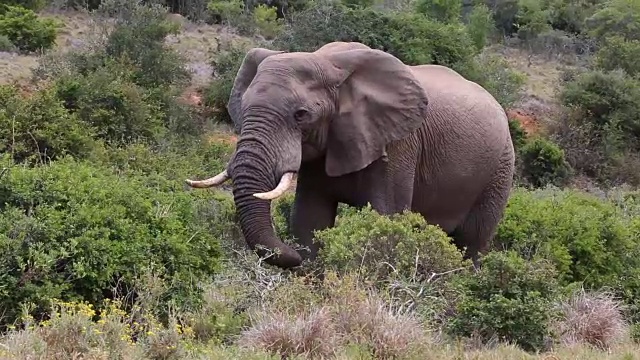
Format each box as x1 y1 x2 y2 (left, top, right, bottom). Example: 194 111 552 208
450 162 513 267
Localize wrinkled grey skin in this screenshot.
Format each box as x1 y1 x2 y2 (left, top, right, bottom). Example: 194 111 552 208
192 41 515 269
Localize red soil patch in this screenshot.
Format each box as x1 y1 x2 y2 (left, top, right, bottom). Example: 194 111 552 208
179 86 203 107
506 108 540 136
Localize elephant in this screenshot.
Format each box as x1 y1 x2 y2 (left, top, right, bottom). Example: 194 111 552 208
186 41 515 269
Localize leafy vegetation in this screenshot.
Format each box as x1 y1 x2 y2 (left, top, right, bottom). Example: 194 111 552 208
3 0 640 358
0 4 60 52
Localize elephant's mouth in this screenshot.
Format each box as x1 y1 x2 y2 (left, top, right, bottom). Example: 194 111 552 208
185 169 296 201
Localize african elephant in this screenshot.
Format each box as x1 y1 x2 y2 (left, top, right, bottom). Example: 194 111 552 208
186 41 515 269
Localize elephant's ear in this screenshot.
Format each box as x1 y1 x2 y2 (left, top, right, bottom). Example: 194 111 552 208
323 49 429 177
227 47 284 134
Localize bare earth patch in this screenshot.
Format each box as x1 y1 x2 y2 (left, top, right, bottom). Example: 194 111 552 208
0 9 238 89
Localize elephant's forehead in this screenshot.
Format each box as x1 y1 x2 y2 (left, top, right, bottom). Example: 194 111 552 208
259 53 322 80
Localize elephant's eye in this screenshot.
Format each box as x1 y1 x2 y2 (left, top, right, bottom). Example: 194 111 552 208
293 109 311 123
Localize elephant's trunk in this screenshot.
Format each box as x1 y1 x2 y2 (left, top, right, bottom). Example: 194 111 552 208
230 121 303 269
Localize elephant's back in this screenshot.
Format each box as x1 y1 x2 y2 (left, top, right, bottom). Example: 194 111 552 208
407 64 514 233
410 64 511 155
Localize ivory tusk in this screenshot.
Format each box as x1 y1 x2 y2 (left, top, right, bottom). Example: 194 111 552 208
253 172 295 200
185 170 230 188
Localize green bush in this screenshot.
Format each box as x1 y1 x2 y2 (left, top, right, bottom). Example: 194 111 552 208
544 0 596 34
0 34 16 52
559 69 640 146
414 0 462 23
584 0 640 42
97 0 190 89
99 137 235 188
253 4 283 39
204 39 257 126
594 35 640 78
52 61 168 146
207 0 245 26
466 3 495 51
494 188 640 292
514 0 551 41
482 0 519 35
519 137 572 188
456 53 526 108
273 1 476 67
3 0 48 11
0 84 99 165
447 251 560 352
314 205 470 283
0 5 61 52
508 118 528 152
0 156 227 327
341 0 375 9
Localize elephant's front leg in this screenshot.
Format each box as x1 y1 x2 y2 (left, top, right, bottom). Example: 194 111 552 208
289 175 338 263
359 141 418 215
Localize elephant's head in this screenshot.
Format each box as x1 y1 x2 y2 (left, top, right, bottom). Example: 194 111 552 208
186 42 429 268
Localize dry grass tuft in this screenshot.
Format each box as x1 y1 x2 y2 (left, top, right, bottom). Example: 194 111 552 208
238 272 431 359
554 288 629 350
332 292 428 358
240 307 338 359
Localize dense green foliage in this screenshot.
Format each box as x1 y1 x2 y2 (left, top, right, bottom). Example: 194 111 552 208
447 251 560 352
519 137 572 188
0 4 60 52
0 156 225 326
315 205 470 283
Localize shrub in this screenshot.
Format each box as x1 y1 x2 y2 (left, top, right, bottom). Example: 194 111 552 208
96 0 190 89
494 188 640 292
239 272 431 359
482 0 520 36
519 136 572 188
456 52 527 108
314 205 469 284
204 39 258 126
0 5 61 52
101 137 235 185
553 288 629 349
508 118 528 152
0 84 98 165
559 69 640 149
466 3 495 51
514 0 551 41
52 61 168 146
0 34 16 52
3 0 48 11
594 35 640 78
253 4 283 39
544 0 596 34
207 0 245 26
584 0 640 42
447 251 560 352
240 307 338 358
273 1 476 67
414 0 462 23
0 157 226 326
341 0 375 9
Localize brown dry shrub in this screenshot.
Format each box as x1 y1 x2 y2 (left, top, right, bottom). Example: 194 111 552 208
239 272 431 359
341 294 428 359
239 306 338 359
554 289 629 350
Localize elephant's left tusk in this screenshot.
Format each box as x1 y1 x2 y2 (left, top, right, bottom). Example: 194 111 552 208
185 170 230 188
253 172 295 200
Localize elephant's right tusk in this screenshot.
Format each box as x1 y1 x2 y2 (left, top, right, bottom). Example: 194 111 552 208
253 172 295 200
185 170 230 188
